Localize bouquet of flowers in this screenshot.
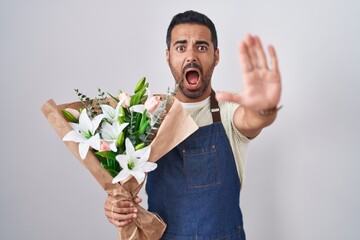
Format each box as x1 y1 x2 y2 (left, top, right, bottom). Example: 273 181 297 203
41 77 198 239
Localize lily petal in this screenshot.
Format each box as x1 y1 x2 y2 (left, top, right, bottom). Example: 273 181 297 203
69 122 80 130
130 104 145 114
135 146 151 162
88 133 101 150
63 130 86 143
116 154 129 170
109 141 117 152
142 162 157 172
112 169 130 184
101 122 115 140
125 138 135 156
91 114 104 134
78 142 90 159
79 110 92 131
101 105 116 121
117 122 129 133
132 170 146 184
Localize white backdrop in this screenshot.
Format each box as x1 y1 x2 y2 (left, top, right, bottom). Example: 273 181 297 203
1 0 359 239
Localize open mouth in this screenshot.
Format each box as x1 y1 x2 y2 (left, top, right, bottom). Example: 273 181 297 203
185 70 200 87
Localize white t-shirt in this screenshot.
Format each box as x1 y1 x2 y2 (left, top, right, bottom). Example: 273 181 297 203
181 97 250 187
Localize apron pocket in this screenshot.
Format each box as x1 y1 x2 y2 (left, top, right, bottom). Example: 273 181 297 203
182 144 221 188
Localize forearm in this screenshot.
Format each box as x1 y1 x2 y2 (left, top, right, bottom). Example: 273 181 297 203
233 106 278 139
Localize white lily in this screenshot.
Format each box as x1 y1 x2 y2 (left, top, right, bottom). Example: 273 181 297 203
101 102 122 124
101 121 129 152
63 109 104 159
112 138 157 184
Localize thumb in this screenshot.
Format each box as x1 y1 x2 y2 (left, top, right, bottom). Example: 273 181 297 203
134 196 142 203
216 91 243 104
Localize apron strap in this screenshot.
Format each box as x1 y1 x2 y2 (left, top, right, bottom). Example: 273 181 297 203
210 89 221 123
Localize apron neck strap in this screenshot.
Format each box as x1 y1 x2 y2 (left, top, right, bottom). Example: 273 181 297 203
210 89 221 123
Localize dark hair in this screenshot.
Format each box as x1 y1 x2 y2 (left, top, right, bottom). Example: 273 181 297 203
166 10 218 50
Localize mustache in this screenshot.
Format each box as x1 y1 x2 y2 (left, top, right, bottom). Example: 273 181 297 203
182 62 202 74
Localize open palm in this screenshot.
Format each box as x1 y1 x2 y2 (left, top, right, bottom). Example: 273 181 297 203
217 34 281 111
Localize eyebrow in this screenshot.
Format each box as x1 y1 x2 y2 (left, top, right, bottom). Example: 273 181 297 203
173 40 187 46
173 40 210 47
195 40 210 46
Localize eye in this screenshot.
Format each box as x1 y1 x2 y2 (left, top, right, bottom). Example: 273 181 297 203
176 45 185 52
198 45 208 51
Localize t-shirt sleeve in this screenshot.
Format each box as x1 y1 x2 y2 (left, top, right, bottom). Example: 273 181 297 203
219 101 250 187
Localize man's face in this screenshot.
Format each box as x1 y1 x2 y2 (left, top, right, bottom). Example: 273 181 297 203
166 24 219 103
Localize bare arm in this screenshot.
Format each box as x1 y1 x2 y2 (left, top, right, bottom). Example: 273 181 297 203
216 34 282 138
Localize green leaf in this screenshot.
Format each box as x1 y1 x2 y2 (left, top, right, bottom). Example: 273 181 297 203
140 109 148 127
94 151 107 164
101 163 120 178
95 151 117 161
130 92 141 106
107 92 120 103
134 112 141 131
133 119 150 136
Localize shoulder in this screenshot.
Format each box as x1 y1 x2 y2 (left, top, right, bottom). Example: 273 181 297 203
219 101 250 143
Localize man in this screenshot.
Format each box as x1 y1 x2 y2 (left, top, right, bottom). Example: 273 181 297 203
104 10 281 239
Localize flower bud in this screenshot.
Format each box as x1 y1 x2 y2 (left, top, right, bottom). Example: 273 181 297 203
144 96 160 114
65 108 80 120
118 92 131 108
99 140 111 152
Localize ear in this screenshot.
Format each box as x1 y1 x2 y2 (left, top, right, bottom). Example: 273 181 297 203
214 48 220 66
166 49 170 65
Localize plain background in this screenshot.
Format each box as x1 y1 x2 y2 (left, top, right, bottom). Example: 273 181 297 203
1 0 359 239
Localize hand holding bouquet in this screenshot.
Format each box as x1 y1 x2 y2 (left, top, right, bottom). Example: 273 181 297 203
41 77 198 239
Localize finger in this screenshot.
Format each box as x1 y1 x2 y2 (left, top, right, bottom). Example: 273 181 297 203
268 45 279 72
244 34 258 70
239 41 252 73
108 205 138 214
104 200 137 213
134 197 142 204
216 91 243 104
108 218 133 227
108 217 133 227
114 200 134 208
254 36 268 69
104 200 137 214
105 210 137 221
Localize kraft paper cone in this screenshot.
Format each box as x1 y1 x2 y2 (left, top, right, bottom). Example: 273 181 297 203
41 97 198 240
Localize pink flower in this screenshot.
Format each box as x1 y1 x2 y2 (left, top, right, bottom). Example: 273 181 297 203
99 140 111 152
65 108 80 120
119 92 131 108
144 96 160 114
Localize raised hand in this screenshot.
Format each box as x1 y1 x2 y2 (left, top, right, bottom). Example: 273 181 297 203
216 34 281 111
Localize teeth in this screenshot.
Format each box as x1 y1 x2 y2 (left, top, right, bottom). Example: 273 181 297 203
186 71 199 85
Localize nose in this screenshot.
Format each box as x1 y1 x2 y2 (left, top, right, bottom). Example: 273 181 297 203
185 49 197 63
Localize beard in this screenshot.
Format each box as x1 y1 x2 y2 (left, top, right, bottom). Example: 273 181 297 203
169 60 216 100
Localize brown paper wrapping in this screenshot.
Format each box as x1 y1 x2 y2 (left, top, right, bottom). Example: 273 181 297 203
41 97 198 240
